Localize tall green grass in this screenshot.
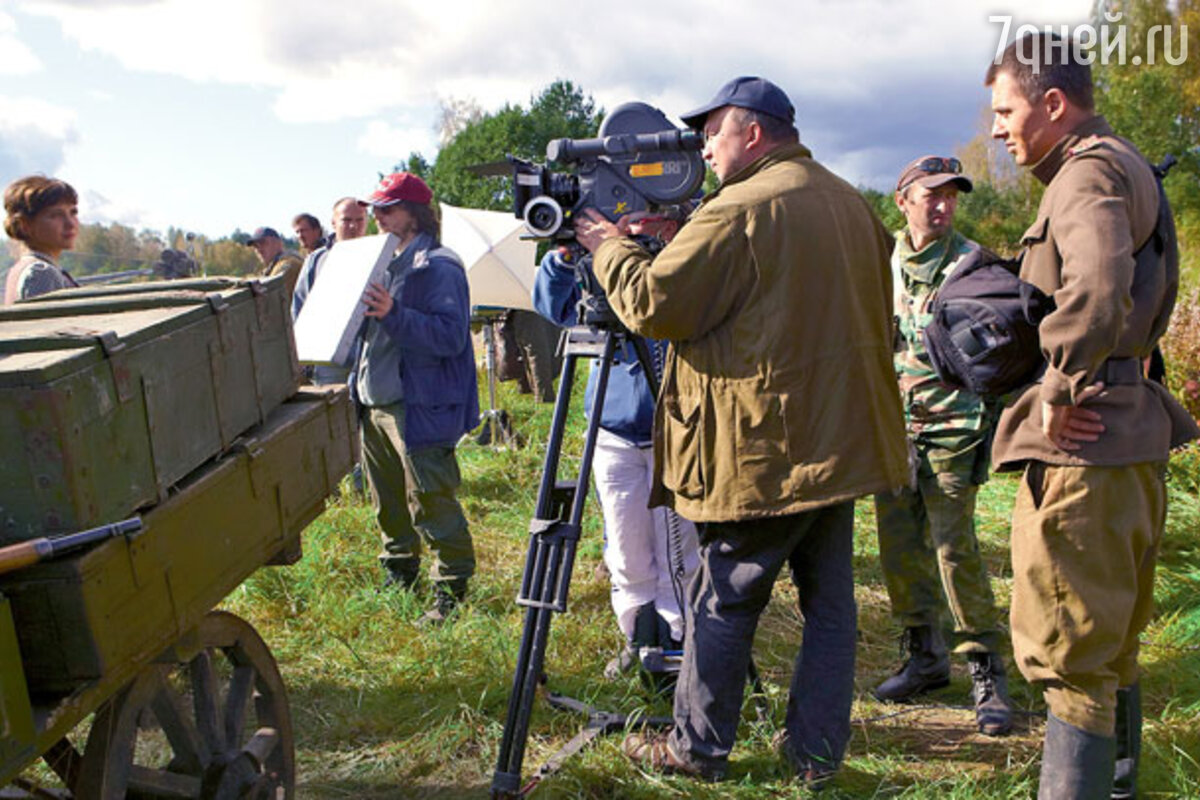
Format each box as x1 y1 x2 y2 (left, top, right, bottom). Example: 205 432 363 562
23 373 1196 797
210 373 1200 798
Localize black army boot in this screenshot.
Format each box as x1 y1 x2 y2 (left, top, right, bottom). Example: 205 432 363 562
1112 683 1141 799
873 625 950 702
1038 713 1116 800
967 652 1014 736
419 583 465 627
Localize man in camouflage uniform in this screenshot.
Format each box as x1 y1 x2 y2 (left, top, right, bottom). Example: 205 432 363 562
988 35 1198 798
872 156 1013 736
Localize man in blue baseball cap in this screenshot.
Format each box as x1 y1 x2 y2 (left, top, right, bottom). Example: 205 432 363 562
575 76 907 787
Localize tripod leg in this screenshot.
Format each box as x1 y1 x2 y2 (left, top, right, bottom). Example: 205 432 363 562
491 330 619 799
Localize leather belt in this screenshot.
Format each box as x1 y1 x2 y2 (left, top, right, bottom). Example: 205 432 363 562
1096 357 1144 385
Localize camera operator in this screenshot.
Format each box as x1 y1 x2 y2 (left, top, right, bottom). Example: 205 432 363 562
574 76 908 786
533 211 699 680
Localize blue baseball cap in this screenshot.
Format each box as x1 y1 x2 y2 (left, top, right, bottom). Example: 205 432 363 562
247 226 281 244
680 76 796 130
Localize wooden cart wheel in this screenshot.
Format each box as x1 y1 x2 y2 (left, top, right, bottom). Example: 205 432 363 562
73 611 295 800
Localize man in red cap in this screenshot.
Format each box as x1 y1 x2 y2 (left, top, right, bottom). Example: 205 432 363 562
871 155 1013 737
353 172 479 625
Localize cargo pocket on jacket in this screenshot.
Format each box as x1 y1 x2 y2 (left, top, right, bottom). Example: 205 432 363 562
734 389 789 503
660 391 704 501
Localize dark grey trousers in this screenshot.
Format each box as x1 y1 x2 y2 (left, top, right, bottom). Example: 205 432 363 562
669 501 857 773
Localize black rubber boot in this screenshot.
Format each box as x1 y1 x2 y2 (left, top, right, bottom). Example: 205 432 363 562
873 625 950 702
967 652 1014 736
1038 713 1116 800
1112 683 1141 799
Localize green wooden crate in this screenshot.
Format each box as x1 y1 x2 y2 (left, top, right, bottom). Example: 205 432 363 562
0 386 356 695
0 276 300 543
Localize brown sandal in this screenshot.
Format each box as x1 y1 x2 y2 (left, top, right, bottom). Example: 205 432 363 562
623 731 724 781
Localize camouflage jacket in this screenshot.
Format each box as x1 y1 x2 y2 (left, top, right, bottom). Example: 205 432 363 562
892 230 994 468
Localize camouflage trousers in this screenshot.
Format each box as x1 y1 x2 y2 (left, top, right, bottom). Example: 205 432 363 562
1011 461 1164 737
361 402 476 594
874 447 1001 654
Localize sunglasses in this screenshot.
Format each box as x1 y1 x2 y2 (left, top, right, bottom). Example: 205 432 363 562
915 157 962 175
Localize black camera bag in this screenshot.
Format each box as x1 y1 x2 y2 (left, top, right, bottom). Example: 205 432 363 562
922 246 1054 397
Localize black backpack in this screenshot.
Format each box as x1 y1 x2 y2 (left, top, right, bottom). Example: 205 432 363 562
922 155 1177 399
921 246 1054 398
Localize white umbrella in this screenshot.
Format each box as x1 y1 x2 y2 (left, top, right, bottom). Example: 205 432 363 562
439 203 539 312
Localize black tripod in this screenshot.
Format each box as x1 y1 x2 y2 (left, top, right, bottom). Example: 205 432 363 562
490 282 664 797
490 253 766 798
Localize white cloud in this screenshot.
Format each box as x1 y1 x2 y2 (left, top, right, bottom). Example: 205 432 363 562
0 10 42 74
356 119 438 164
0 95 79 182
78 187 160 230
22 0 1097 125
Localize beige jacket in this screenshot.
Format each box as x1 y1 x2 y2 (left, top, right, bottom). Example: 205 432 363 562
593 143 909 523
992 116 1199 469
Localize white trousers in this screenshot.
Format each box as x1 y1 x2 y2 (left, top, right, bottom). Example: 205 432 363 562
593 427 700 642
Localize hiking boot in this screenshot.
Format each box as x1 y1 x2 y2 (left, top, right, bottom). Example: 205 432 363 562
967 652 1014 736
418 586 463 627
773 729 837 791
380 563 419 592
1038 713 1116 800
623 730 724 782
873 625 950 702
1112 683 1141 799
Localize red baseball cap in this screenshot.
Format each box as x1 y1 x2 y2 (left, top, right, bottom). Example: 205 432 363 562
362 172 433 207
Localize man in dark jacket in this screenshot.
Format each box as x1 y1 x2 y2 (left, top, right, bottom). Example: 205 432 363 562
355 172 480 624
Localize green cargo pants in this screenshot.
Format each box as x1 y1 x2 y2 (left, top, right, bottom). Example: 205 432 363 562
874 445 1001 653
361 402 475 594
1011 461 1164 737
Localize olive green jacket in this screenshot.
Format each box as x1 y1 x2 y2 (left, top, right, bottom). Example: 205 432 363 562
592 143 909 523
992 116 1199 469
265 252 303 300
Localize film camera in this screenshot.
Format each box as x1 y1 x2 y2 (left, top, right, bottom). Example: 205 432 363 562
508 101 705 239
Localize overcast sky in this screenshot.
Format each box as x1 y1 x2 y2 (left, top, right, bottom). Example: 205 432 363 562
1 0 1095 240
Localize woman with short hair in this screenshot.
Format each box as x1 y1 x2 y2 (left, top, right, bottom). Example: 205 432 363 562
3 175 80 304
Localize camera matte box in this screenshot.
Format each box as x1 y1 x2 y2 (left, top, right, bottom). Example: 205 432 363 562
0 276 300 543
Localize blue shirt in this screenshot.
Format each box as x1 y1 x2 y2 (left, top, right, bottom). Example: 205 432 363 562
532 250 661 446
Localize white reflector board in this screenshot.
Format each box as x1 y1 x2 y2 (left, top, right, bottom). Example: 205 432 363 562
293 233 398 366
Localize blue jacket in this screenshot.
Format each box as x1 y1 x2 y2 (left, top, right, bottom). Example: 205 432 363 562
354 233 480 449
532 250 659 446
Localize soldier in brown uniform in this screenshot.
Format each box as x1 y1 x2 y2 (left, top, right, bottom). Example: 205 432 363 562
986 34 1198 798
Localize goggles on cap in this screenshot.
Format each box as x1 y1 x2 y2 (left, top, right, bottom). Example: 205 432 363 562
914 157 962 176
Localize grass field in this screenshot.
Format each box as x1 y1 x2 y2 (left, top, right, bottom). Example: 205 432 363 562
205 374 1200 799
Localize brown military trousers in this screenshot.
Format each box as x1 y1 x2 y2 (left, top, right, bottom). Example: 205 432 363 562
1011 461 1165 736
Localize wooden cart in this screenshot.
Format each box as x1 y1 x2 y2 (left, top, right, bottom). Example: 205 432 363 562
1 377 356 796
1 276 355 797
